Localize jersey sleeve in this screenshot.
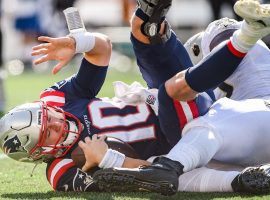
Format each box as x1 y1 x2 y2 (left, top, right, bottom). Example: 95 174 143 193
40 58 108 104
46 158 100 192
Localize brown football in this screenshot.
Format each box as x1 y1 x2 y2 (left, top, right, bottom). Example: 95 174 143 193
71 136 139 169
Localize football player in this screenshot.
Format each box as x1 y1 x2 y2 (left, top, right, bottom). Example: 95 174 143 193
93 0 270 195
0 0 268 194
185 17 270 101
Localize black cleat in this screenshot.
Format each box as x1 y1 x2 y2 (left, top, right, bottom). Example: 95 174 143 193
93 157 183 196
232 164 270 193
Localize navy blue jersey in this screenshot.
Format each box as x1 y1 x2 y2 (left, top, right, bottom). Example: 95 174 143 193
44 32 213 192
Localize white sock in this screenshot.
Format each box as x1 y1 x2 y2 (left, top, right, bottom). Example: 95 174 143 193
178 167 239 192
166 126 222 172
231 20 265 53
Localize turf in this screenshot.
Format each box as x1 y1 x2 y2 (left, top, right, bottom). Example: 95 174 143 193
1 67 270 199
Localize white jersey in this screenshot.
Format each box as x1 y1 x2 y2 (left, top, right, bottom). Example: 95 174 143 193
214 41 270 100
182 97 270 166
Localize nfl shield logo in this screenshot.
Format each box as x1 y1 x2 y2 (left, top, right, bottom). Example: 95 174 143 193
146 95 156 105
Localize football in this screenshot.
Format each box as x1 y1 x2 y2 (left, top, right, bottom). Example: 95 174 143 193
71 136 139 169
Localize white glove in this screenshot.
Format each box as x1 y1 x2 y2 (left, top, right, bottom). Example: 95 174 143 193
113 81 159 115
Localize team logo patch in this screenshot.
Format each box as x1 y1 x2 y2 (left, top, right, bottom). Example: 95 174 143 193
2 135 26 154
146 95 156 105
55 80 67 89
73 169 94 191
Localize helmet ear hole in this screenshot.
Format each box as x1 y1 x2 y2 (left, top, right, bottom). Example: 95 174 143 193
184 32 203 65
192 44 200 56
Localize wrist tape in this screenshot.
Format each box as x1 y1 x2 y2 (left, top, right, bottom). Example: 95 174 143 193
70 32 95 54
98 149 126 169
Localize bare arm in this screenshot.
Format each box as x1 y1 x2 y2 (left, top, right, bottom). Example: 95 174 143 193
32 33 112 74
165 70 198 101
122 157 150 168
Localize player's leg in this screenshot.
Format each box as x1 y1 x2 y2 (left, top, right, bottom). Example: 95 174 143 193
165 0 270 101
93 160 270 194
176 161 270 193
129 0 193 89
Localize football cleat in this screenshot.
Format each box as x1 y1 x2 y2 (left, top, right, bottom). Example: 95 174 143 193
234 0 270 38
93 157 183 196
232 164 270 193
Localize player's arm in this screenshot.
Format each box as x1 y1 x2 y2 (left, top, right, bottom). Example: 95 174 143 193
165 70 198 101
78 135 150 172
31 33 111 74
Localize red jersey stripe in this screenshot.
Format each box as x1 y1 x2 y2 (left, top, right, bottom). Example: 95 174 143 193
52 162 75 190
227 40 246 58
40 90 65 98
187 100 199 118
173 101 187 129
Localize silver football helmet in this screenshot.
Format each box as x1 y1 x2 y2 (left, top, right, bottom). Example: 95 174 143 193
184 32 204 65
0 101 82 163
184 18 240 65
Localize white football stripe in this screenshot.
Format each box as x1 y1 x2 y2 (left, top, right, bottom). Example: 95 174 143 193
102 126 155 143
50 159 73 185
179 101 193 122
40 96 65 103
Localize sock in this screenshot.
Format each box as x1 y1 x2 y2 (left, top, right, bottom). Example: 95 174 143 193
178 167 239 192
166 126 222 172
231 21 263 53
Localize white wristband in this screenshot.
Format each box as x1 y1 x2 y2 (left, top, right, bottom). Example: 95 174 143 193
98 149 126 169
70 32 95 54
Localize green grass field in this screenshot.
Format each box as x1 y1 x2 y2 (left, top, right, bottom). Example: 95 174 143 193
1 67 270 200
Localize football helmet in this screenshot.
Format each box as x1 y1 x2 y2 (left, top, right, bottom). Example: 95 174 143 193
184 18 240 65
0 101 82 163
184 32 204 65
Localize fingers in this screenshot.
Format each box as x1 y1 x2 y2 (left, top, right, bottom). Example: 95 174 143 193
37 36 55 43
33 55 50 65
31 48 48 56
99 135 107 141
82 165 87 172
92 134 98 140
78 140 87 150
82 164 91 172
52 60 68 75
32 43 51 51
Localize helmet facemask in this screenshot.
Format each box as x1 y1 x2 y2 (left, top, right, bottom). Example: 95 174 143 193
30 102 82 161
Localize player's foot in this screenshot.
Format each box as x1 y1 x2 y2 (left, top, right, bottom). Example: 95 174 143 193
234 0 270 38
93 157 183 196
232 164 270 193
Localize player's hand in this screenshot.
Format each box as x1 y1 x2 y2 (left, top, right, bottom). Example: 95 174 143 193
31 36 76 74
78 135 108 172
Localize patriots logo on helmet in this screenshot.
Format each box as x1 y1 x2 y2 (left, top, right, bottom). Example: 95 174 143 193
2 135 26 154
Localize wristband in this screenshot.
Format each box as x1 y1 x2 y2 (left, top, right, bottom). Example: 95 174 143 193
98 149 126 169
70 32 95 54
